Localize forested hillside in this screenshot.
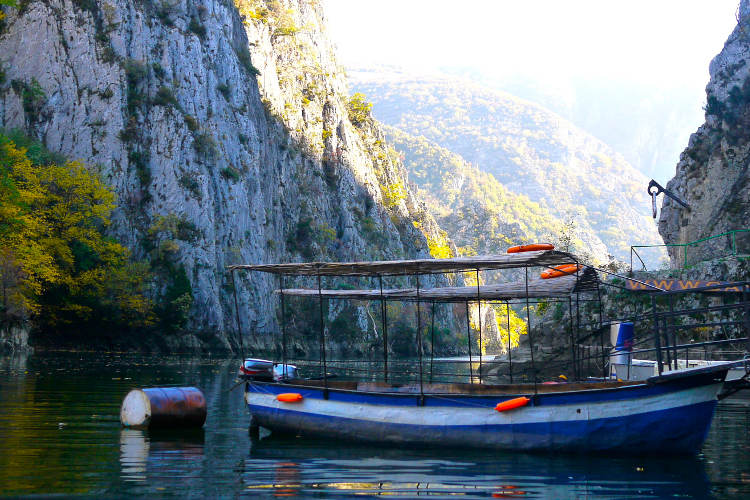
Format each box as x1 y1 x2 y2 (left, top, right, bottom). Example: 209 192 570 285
351 69 664 264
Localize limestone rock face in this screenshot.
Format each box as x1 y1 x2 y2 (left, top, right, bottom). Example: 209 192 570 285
0 0 447 349
659 1 750 267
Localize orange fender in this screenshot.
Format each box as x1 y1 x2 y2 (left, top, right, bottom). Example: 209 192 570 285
276 393 304 403
507 243 555 254
540 264 581 279
494 396 530 412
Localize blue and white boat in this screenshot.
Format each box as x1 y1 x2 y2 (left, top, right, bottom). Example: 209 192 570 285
230 250 749 454
244 364 735 454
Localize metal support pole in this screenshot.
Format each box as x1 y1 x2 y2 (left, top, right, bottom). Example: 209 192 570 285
317 274 328 398
231 269 245 359
568 296 576 381
379 275 388 383
465 300 474 384
743 284 750 355
652 295 663 375
668 294 677 370
597 284 606 379
525 266 537 393
576 292 581 378
416 273 424 404
476 269 483 384
430 302 435 384
506 300 513 384
279 275 287 379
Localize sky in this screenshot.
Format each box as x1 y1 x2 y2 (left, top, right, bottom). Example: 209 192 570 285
323 1 740 182
324 0 739 86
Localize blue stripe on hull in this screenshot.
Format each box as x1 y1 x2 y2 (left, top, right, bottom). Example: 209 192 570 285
248 371 725 408
248 400 717 454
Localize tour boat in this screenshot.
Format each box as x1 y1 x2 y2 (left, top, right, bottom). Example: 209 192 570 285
229 250 748 454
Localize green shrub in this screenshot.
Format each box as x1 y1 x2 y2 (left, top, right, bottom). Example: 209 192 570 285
217 82 231 100
220 166 241 182
193 131 217 158
153 86 178 108
152 62 166 79
128 149 151 188
184 114 199 132
123 58 147 84
347 92 372 126
178 173 201 199
11 78 46 122
235 47 261 76
188 18 206 39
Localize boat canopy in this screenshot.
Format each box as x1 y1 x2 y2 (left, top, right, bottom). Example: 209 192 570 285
228 250 578 277
272 267 598 302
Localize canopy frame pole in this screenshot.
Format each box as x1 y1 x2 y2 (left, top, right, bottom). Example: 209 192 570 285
568 296 577 381
230 269 245 360
475 268 482 384
279 275 287 379
379 275 388 383
597 281 606 379
525 266 537 394
576 291 582 378
317 273 329 399
416 272 425 404
430 301 435 384
506 300 513 384
465 300 474 384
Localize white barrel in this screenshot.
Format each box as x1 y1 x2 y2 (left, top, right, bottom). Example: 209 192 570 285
120 387 206 429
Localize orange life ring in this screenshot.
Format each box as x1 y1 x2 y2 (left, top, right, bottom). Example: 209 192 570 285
494 396 530 412
507 244 555 254
276 393 304 403
540 264 581 279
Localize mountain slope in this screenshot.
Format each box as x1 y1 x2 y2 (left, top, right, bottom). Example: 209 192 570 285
384 126 604 256
0 0 451 350
350 69 663 263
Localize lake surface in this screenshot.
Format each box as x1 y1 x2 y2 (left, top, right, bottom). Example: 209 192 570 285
1 352 749 498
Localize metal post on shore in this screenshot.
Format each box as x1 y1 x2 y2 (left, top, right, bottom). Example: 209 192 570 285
279 275 287 378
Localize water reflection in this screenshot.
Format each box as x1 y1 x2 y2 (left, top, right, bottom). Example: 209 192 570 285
243 435 713 498
119 428 205 482
0 353 747 498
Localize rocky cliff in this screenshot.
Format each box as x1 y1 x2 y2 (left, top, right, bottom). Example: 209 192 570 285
659 1 750 269
0 0 449 351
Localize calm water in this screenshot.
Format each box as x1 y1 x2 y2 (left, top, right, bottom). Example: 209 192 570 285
1 353 749 498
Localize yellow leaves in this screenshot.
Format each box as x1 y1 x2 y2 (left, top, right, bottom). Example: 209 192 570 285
0 132 151 329
382 182 406 208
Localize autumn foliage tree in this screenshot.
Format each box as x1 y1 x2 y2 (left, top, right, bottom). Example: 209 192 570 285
0 131 153 337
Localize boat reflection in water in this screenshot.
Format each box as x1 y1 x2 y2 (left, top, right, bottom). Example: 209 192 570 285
119 428 204 482
242 434 712 498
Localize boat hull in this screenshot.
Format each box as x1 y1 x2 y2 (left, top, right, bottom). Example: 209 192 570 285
246 369 726 454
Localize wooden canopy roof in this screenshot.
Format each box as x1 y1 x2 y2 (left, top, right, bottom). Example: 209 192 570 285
274 267 599 302
229 250 579 277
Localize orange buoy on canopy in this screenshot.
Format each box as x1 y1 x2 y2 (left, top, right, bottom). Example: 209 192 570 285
540 264 581 279
507 243 555 254
277 393 304 403
495 396 530 412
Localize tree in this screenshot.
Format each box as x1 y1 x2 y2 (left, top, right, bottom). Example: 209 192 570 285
0 132 153 335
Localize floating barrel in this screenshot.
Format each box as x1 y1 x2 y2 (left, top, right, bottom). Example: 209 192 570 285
120 387 206 429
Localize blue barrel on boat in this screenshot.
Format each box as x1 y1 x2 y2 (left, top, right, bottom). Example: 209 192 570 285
610 322 634 366
120 387 206 429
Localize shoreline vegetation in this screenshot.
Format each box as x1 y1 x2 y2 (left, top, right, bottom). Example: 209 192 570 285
0 130 198 352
